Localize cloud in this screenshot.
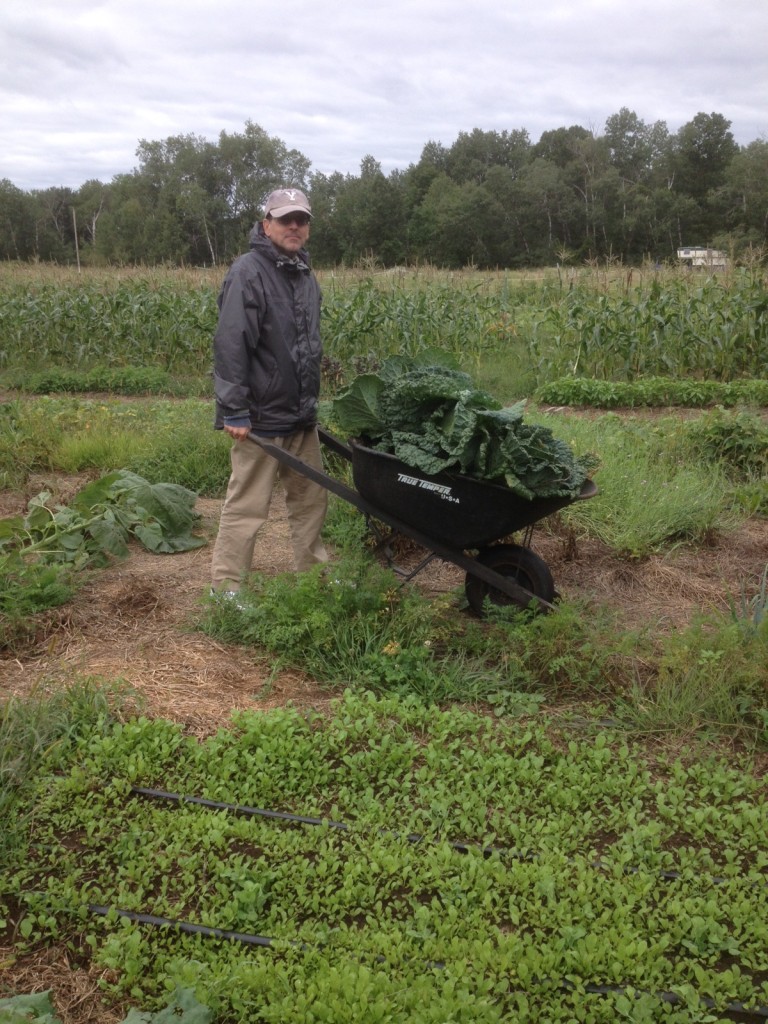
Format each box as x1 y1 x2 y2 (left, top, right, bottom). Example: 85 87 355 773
1 0 765 191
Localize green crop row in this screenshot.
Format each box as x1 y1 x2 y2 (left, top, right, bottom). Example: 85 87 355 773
5 691 767 1022
529 271 768 382
535 376 768 409
2 267 766 393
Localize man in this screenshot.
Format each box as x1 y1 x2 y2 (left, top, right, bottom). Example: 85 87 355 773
210 187 329 598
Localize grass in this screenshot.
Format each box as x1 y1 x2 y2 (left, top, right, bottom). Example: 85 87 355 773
0 396 232 494
526 410 749 557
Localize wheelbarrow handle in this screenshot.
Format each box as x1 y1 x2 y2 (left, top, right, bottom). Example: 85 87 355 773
317 426 353 461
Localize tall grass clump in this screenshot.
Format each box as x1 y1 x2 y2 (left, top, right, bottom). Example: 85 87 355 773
534 411 745 557
0 558 77 651
0 399 62 489
655 409 768 519
679 408 768 478
617 608 768 745
1 396 232 497
124 422 233 497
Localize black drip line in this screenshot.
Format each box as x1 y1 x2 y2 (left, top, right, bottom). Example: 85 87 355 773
131 785 768 888
104 785 768 1019
86 904 768 1021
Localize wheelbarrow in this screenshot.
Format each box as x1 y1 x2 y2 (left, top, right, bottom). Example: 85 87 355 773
249 428 597 616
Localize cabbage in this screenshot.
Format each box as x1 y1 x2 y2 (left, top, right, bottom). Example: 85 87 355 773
331 357 596 499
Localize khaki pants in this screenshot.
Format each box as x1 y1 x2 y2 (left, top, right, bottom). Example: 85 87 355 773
211 428 329 591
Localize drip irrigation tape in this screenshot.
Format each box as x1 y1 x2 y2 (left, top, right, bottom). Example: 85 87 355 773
87 904 768 1020
88 904 295 949
130 786 766 888
130 786 513 859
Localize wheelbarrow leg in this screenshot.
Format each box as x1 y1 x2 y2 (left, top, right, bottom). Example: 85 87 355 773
364 516 439 584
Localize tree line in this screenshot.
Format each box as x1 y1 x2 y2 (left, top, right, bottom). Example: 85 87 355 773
1 110 766 269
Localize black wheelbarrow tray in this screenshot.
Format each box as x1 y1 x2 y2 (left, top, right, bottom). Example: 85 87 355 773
249 428 597 615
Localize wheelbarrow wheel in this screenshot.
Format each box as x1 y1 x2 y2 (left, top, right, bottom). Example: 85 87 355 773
465 543 555 616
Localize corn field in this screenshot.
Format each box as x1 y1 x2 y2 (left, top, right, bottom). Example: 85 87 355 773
1 263 766 385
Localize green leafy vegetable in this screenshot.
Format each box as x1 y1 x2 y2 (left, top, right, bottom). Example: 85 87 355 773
332 356 597 499
0 990 60 1023
0 471 204 570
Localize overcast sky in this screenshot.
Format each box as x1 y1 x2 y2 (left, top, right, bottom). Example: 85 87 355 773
2 0 766 193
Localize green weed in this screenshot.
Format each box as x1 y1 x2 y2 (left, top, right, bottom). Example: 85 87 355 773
728 563 768 636
532 412 743 558
0 556 76 650
680 408 768 478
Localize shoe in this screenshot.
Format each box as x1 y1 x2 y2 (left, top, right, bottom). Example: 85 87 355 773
209 588 248 611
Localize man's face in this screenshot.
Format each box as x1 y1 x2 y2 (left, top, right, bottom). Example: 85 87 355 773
263 212 311 256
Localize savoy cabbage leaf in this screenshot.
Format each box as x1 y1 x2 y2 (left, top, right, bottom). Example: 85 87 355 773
331 356 597 498
329 372 386 436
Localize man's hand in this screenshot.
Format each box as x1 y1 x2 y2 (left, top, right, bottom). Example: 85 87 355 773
224 425 251 442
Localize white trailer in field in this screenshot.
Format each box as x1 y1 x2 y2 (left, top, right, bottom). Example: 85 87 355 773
677 246 729 270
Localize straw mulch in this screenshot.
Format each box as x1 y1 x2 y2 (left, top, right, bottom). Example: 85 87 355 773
3 492 768 734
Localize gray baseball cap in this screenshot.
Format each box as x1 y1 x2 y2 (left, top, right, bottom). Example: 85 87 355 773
264 188 312 219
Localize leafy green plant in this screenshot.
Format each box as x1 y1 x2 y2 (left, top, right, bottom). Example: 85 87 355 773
535 376 768 409
0 470 205 567
4 365 206 398
0 990 60 1023
5 691 768 1022
121 988 213 1023
0 471 205 649
0 988 212 1024
332 355 597 499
